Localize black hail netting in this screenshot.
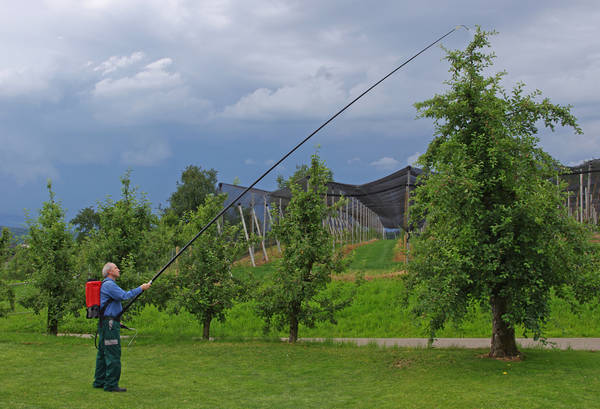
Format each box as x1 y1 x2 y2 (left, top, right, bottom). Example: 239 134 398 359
219 160 600 232
220 166 422 231
562 159 600 220
217 183 272 225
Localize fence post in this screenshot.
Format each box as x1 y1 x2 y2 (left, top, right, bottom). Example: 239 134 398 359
351 197 355 244
405 167 411 231
588 163 592 221
580 172 584 222
266 203 282 254
251 207 268 262
238 204 255 267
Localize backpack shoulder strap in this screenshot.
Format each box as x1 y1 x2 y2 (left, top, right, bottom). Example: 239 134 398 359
99 278 114 318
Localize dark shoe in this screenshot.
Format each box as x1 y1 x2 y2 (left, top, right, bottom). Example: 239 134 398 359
105 387 127 392
93 384 104 389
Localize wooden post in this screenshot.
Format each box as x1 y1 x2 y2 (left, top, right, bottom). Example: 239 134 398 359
263 195 267 246
358 200 362 243
252 207 268 262
238 204 255 267
588 164 592 221
337 191 343 244
351 197 355 244
362 201 366 242
330 194 336 242
367 204 370 240
405 167 411 231
355 198 358 244
580 172 584 222
361 203 367 243
330 194 335 249
339 193 344 244
345 194 349 245
266 203 282 254
585 187 588 224
366 207 369 241
250 196 255 243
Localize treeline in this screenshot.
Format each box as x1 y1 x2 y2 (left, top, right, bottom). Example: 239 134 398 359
0 166 220 334
0 156 350 342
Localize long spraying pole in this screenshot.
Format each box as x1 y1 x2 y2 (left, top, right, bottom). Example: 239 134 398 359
119 26 468 317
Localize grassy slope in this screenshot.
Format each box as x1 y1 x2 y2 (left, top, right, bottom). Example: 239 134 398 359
220 239 600 338
4 239 600 339
1 333 600 409
344 239 402 274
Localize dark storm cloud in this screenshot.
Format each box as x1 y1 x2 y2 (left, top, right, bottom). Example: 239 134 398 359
0 0 598 222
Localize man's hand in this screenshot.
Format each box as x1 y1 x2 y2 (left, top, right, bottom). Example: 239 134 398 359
141 282 152 291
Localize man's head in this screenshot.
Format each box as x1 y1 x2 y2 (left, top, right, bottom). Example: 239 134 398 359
102 262 120 279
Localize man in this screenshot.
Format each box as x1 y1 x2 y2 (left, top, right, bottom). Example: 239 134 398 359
93 262 151 392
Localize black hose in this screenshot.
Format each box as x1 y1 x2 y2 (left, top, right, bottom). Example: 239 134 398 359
119 26 468 318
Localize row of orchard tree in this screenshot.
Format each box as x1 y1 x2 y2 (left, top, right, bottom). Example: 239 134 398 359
1 28 599 358
0 156 348 343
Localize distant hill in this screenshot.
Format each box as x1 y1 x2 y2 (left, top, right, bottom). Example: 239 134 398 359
0 226 28 243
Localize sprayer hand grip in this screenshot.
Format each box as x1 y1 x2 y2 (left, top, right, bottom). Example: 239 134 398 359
141 282 152 291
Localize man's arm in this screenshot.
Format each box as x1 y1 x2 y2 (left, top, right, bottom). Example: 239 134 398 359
104 280 146 302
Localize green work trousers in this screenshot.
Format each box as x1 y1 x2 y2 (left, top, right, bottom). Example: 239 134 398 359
93 318 121 391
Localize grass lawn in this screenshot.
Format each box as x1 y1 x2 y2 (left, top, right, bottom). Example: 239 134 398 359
3 239 600 407
1 333 599 409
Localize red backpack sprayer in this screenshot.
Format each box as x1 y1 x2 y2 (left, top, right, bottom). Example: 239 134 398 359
85 26 469 337
86 278 139 346
85 280 102 319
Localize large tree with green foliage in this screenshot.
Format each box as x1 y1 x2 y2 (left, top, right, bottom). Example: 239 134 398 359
408 28 596 358
168 165 218 218
70 206 100 243
258 153 348 342
23 182 78 334
82 171 157 288
175 194 246 339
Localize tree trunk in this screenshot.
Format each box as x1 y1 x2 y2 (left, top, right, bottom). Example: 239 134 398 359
46 304 58 336
289 312 299 343
489 295 519 358
202 315 212 340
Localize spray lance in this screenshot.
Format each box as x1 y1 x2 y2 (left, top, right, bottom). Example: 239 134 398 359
118 25 469 319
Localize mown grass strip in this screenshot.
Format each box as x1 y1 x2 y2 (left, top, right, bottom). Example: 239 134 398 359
1 334 599 409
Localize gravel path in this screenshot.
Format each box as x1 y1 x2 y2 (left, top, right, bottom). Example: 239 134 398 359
294 337 600 350
58 333 600 350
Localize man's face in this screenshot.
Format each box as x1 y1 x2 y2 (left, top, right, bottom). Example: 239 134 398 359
110 265 121 279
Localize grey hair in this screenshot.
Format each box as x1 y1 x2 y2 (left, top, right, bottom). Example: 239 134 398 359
102 263 115 278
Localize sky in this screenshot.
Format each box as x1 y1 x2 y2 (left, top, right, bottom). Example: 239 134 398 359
1 0 599 226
